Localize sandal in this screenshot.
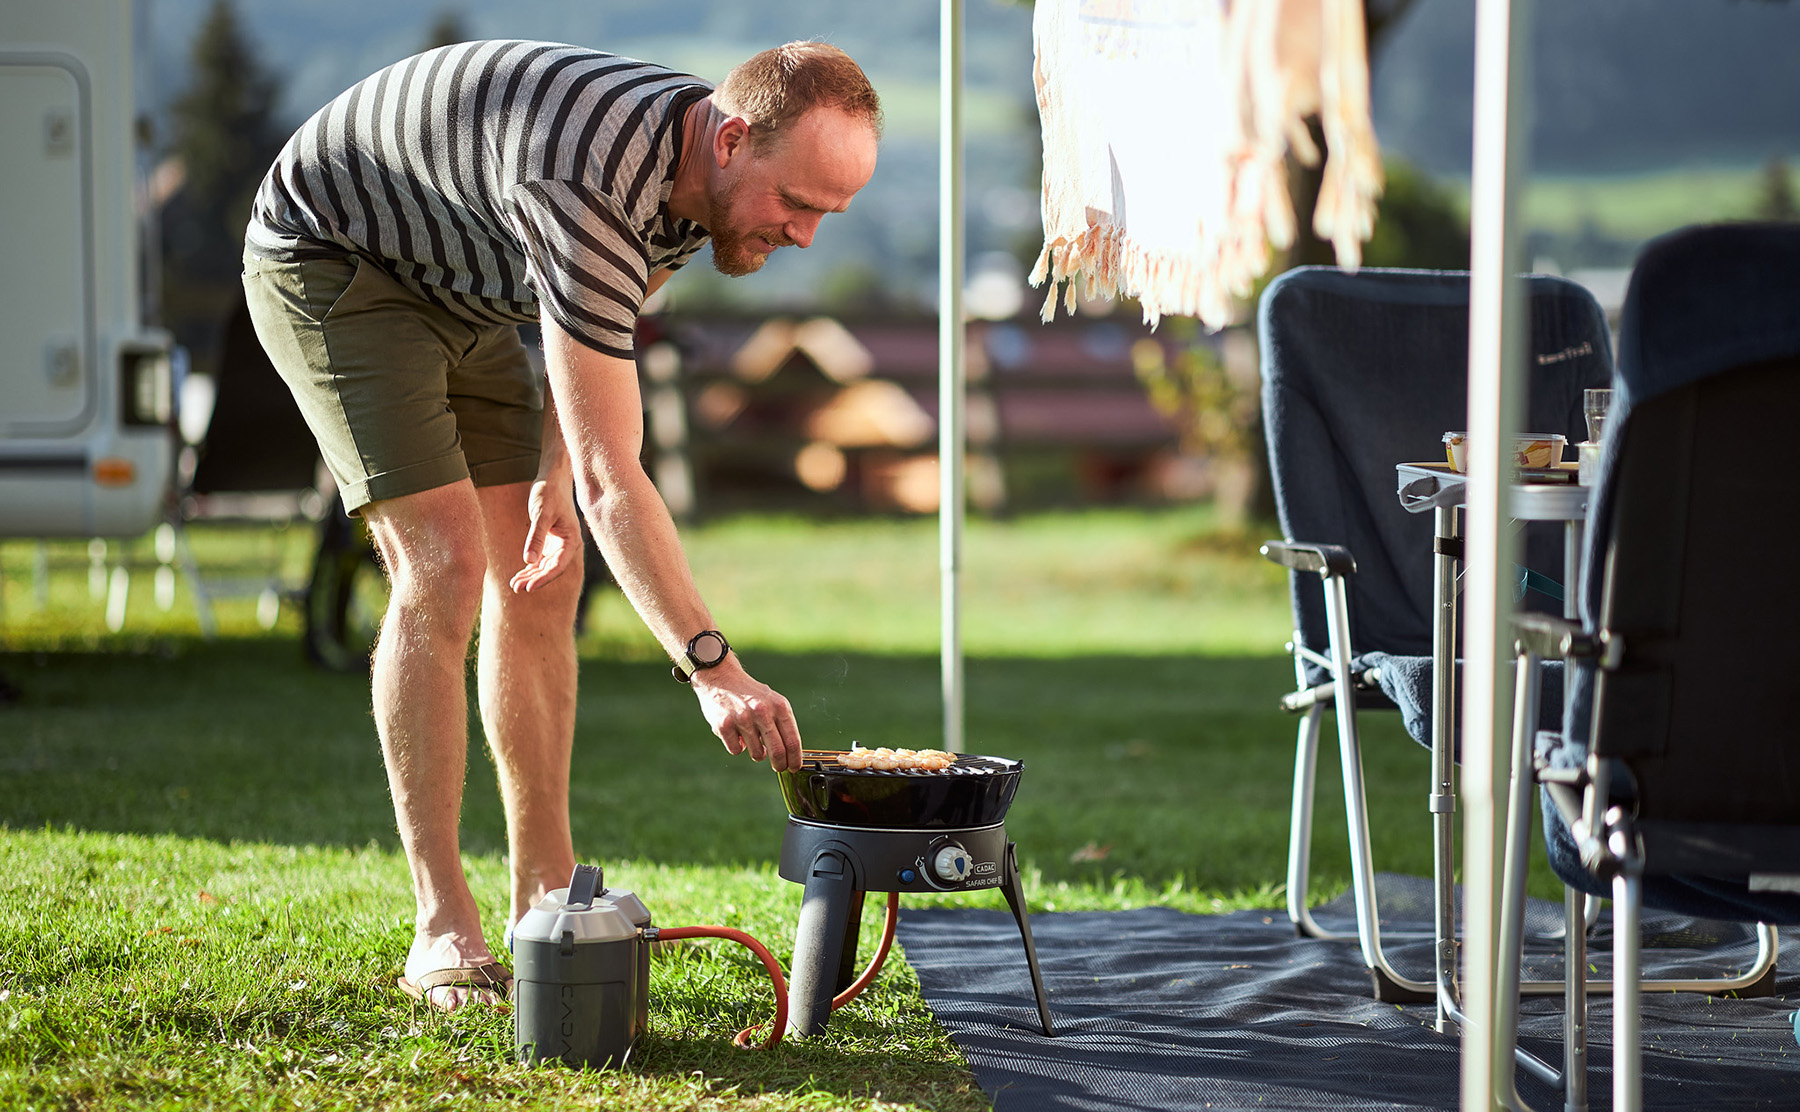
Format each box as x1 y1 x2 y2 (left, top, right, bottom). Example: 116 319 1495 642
397 962 513 1012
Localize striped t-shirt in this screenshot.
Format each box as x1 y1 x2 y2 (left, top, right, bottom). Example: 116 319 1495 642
246 41 713 360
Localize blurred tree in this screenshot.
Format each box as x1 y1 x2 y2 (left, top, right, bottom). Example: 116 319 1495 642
1756 157 1798 221
1361 158 1470 269
1131 325 1263 528
818 261 902 317
1232 0 1424 522
422 9 472 51
159 0 285 369
1286 0 1422 269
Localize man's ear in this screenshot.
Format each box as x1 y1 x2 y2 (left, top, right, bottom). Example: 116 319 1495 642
714 116 751 169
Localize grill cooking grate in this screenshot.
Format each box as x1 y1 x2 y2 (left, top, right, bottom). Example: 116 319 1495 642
799 752 1017 777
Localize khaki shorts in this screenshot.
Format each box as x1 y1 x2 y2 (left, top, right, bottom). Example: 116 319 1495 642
242 249 542 514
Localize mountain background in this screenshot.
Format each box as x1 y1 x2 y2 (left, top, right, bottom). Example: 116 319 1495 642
138 0 1800 312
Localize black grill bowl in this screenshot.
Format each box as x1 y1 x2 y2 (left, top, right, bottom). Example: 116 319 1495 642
776 753 1023 828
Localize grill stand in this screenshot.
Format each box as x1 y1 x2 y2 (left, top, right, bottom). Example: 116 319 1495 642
779 817 1054 1038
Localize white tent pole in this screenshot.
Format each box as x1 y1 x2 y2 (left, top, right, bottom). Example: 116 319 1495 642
1462 0 1534 1108
939 0 967 753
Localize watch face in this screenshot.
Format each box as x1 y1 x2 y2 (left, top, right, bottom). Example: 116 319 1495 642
691 631 728 667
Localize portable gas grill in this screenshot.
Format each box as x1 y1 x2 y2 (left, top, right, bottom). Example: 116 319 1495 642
774 750 1055 1038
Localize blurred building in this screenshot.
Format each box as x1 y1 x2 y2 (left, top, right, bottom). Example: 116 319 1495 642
644 311 1211 517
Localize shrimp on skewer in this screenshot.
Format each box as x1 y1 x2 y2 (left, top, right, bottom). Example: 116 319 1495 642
831 746 957 772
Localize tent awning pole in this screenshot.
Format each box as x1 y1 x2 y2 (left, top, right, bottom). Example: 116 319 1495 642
939 0 966 753
1462 0 1534 1107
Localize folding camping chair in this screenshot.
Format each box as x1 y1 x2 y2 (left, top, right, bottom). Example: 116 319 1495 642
1499 223 1799 1112
166 290 384 671
164 289 331 635
1257 266 1610 1007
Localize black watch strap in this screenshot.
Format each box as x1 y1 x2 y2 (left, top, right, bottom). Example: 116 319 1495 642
671 629 730 684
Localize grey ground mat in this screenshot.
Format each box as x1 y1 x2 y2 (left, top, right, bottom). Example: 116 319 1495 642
898 874 1798 1111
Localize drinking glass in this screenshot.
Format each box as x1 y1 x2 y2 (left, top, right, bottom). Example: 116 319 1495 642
1584 387 1612 443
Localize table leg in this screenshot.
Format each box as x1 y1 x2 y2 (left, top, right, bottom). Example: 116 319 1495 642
1432 505 1462 1032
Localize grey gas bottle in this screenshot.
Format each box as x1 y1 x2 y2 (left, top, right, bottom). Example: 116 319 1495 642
511 864 652 1068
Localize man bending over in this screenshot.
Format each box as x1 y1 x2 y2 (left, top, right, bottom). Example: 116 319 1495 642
243 40 880 1009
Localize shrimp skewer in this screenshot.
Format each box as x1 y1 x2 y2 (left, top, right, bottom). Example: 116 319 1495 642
830 746 956 772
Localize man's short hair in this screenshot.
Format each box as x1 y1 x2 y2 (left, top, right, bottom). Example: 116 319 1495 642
714 41 883 151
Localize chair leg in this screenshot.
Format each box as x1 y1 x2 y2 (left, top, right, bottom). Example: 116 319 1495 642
1321 579 1435 1003
1494 652 1565 1095
1287 703 1332 939
1284 694 1434 968
167 516 217 639
1563 885 1588 1112
1613 870 1643 1112
1740 925 1781 996
1283 689 1437 1000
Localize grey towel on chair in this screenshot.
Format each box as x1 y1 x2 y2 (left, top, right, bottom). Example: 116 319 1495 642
1359 651 1564 758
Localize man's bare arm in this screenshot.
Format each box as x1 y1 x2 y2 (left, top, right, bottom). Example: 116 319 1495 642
538 312 802 771
512 268 668 591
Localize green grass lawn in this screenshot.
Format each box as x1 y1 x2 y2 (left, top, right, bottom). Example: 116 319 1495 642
0 508 1552 1110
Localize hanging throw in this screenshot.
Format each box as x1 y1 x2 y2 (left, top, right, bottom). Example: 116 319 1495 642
1030 0 1383 329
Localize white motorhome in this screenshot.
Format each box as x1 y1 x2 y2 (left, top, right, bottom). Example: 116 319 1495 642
1 0 174 538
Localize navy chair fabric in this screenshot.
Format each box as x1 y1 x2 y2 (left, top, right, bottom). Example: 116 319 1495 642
1259 267 1609 744
1544 223 1800 923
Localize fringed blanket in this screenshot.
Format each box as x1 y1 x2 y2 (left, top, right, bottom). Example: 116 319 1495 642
1030 0 1383 329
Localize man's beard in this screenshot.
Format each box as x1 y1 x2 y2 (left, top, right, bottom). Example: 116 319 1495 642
706 179 766 278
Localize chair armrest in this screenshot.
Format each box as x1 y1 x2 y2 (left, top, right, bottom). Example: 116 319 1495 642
1511 612 1598 660
1260 540 1357 579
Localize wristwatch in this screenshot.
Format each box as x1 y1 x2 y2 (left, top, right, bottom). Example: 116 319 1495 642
671 629 730 684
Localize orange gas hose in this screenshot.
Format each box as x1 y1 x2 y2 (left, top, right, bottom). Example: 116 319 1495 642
654 924 790 1050
830 890 900 1010
656 891 901 1050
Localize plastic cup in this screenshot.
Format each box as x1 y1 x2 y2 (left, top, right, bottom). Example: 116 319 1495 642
1584 388 1612 443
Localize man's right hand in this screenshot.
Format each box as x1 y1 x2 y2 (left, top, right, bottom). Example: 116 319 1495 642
510 477 580 593
691 659 803 772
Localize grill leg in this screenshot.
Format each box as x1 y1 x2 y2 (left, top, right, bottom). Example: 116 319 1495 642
834 888 866 996
787 847 857 1037
1000 841 1055 1037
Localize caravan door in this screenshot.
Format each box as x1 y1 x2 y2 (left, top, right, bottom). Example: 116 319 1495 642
0 58 94 438
1 0 173 539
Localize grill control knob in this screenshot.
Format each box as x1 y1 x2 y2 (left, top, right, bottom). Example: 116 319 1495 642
932 844 971 884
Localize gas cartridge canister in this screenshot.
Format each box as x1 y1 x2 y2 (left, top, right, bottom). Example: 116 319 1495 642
511 864 652 1069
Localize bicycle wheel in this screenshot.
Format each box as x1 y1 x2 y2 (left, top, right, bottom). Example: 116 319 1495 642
303 509 387 673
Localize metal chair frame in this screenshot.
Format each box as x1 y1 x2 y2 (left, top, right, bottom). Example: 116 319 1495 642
1496 622 1780 1112
1491 225 1800 1112
1273 537 1779 1108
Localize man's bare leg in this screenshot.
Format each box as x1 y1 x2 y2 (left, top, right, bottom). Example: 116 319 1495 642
363 480 499 1010
471 482 582 923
